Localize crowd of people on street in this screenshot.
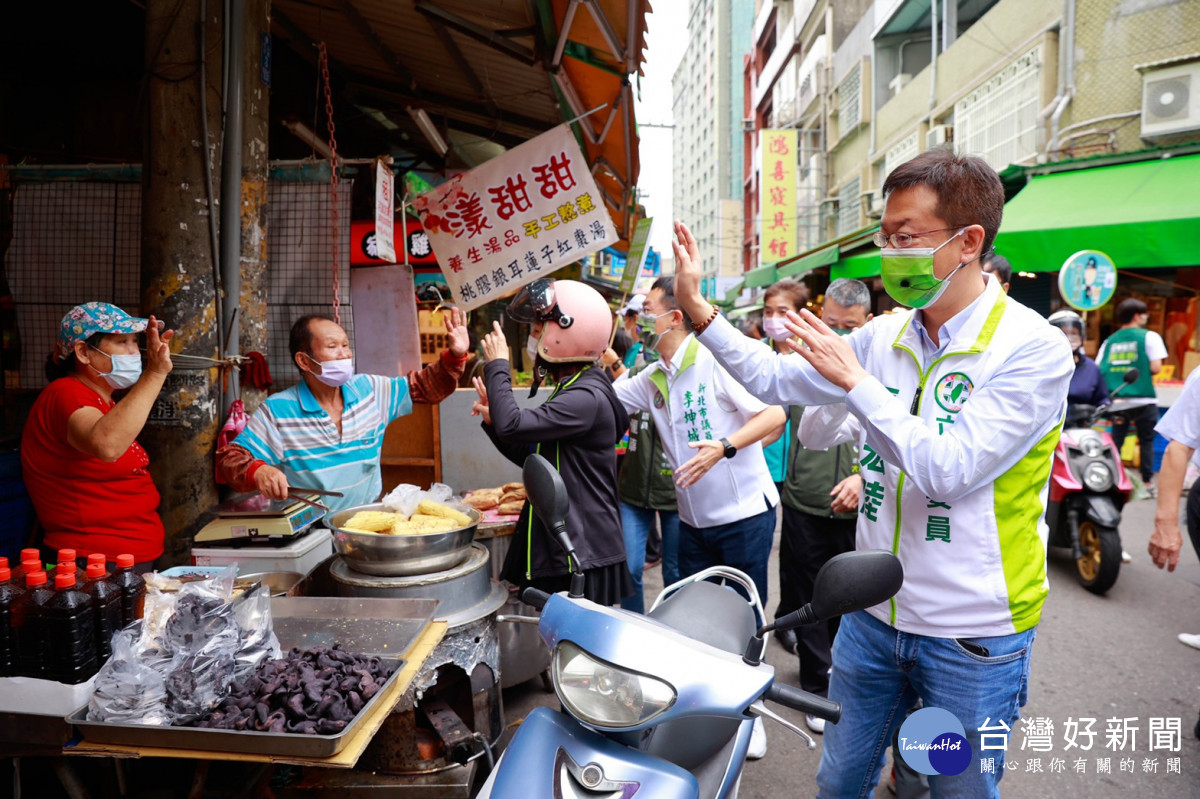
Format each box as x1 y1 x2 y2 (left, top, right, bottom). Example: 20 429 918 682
19 147 1200 793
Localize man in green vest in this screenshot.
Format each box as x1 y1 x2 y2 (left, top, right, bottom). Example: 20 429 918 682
1097 298 1166 494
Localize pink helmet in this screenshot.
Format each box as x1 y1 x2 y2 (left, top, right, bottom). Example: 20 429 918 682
508 279 613 364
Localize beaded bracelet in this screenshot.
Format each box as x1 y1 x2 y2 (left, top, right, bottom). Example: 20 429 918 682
692 305 720 335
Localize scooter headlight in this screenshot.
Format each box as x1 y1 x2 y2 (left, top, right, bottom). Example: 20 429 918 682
553 641 676 728
1077 433 1106 459
1082 461 1114 492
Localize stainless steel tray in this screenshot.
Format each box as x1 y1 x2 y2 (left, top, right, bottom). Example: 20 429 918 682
67 655 405 758
67 597 439 758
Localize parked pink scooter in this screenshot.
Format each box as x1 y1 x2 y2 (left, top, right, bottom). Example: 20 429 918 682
1045 369 1150 594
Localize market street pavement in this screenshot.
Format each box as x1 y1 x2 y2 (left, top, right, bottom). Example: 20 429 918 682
498 494 1200 798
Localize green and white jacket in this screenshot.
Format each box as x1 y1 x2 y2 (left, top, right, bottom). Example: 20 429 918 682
702 277 1073 638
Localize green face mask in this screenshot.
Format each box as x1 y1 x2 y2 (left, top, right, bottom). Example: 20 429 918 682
831 327 852 336
880 229 966 309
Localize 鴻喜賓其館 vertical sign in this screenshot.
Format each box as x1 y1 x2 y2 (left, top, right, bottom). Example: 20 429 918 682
374 157 397 263
411 125 618 311
760 129 797 264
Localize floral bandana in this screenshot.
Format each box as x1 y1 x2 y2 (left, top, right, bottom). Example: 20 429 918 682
55 302 149 363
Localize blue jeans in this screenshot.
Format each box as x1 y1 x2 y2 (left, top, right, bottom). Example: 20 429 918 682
619 502 680 614
678 503 776 607
817 611 1036 799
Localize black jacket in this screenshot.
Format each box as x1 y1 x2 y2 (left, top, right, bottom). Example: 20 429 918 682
482 361 629 581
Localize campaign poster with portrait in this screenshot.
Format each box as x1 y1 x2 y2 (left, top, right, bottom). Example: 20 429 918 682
1059 250 1116 312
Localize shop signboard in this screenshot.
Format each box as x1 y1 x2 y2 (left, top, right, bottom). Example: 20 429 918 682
1059 249 1116 312
350 218 438 267
760 129 797 265
411 125 618 311
373 158 397 263
619 217 654 294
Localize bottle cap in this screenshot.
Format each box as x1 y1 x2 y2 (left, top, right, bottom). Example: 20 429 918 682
57 561 77 575
55 573 76 590
0 557 7 570
0 567 9 582
87 563 108 579
25 571 47 587
58 549 76 563
21 559 42 575
20 548 39 563
87 553 106 567
116 554 135 569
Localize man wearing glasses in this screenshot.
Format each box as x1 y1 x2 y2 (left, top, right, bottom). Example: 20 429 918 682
670 149 1073 796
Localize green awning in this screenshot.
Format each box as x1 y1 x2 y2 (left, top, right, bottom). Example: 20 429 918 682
777 244 839 278
994 153 1200 272
723 280 745 301
743 264 777 288
727 301 765 319
832 250 881 280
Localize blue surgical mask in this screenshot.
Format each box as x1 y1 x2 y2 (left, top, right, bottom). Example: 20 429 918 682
637 310 674 349
90 346 142 390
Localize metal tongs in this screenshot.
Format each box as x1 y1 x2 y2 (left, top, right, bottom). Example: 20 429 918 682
286 485 345 513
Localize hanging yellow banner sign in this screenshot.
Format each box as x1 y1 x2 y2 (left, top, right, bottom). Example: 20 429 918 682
759 129 797 266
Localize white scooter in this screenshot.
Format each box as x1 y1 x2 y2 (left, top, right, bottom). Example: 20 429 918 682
477 454 903 798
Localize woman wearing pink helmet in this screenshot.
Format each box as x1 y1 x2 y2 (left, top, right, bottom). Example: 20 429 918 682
472 279 632 604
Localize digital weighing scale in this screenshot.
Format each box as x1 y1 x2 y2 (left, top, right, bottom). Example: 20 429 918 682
193 492 327 547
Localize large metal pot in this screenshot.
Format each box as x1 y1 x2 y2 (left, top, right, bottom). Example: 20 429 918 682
326 503 480 576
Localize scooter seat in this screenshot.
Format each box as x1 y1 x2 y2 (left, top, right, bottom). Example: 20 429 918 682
639 580 758 771
647 579 757 655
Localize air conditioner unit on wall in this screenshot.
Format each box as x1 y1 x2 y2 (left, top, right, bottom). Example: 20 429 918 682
1141 60 1200 138
927 125 953 148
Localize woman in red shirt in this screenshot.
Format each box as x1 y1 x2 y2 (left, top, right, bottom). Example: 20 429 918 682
21 302 174 570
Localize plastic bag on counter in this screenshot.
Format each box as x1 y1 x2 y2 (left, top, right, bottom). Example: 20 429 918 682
381 482 454 517
87 627 170 724
232 579 281 680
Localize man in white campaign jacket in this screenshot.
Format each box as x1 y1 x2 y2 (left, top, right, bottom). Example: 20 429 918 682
669 149 1072 797
606 276 784 608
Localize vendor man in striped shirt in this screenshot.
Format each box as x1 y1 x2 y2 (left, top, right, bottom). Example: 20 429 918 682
216 310 470 510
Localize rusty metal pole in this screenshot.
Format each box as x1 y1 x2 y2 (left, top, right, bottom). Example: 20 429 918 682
238 0 271 414
141 0 224 565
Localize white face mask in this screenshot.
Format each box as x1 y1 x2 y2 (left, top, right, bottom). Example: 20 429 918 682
307 355 354 387
90 346 142 390
526 335 540 361
762 317 792 342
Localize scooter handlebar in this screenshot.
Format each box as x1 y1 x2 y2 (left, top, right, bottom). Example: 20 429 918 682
765 682 842 723
521 587 552 610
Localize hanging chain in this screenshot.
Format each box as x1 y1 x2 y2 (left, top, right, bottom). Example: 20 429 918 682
318 42 342 325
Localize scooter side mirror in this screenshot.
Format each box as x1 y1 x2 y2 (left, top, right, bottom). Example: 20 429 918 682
524 453 571 528
1123 367 1139 384
810 550 904 621
522 453 585 597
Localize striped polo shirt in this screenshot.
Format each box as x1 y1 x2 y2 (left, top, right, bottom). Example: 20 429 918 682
234 374 413 510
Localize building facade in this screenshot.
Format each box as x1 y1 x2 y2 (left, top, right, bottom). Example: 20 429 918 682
673 0 756 292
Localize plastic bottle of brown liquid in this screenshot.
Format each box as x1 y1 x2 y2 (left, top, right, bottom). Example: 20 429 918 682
83 563 121 661
112 555 145 627
15 571 53 678
0 566 24 677
43 572 97 684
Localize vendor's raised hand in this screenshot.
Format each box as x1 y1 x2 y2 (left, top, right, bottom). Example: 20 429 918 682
254 464 290 501
675 439 724 488
144 315 174 377
670 221 712 325
481 321 509 363
471 375 492 425
443 306 470 357
830 473 863 514
782 309 869 392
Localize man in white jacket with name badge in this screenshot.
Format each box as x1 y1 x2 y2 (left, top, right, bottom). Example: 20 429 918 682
670 149 1072 797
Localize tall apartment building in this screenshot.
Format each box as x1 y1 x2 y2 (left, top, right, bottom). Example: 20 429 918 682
673 0 755 293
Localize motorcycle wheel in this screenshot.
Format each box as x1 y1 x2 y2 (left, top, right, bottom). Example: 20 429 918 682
1075 520 1120 594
